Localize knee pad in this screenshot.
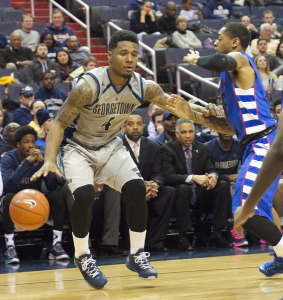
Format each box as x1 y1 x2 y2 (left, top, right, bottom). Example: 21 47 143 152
73 184 95 206
122 179 146 201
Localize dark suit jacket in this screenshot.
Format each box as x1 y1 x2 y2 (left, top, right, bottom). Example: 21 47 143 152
122 135 164 187
160 139 218 187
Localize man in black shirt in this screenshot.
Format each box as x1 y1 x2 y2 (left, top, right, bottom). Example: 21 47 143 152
157 1 177 35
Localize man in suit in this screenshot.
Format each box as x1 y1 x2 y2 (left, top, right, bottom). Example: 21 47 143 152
161 119 232 248
121 111 176 251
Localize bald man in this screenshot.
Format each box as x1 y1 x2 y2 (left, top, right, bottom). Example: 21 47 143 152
0 123 20 161
241 15 259 41
67 36 91 65
0 32 34 70
158 1 177 35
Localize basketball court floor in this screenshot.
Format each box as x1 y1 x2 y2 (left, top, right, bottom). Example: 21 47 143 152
0 245 283 300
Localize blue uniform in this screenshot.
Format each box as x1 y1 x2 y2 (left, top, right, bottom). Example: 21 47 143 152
220 52 279 221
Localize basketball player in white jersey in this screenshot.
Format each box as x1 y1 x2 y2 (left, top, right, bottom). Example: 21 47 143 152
31 30 233 289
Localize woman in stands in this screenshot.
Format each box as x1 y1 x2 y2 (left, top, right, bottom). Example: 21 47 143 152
0 108 8 148
35 108 54 148
276 41 283 65
40 33 58 61
56 50 79 83
254 54 282 92
172 15 202 49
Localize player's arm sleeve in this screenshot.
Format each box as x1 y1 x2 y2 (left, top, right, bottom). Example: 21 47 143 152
1 155 34 193
197 53 237 72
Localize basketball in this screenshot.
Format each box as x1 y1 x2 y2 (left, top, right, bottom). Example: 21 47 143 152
9 189 50 231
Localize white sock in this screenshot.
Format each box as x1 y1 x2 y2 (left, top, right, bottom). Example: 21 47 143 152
53 230 63 246
274 236 283 257
130 230 146 254
280 217 283 227
72 232 90 258
5 233 15 248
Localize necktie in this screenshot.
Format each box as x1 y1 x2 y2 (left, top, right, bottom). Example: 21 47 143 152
133 143 139 163
185 148 196 205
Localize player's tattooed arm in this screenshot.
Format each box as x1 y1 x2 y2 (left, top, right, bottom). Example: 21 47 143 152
31 79 94 180
145 81 235 135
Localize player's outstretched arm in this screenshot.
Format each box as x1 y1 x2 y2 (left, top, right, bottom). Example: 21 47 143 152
31 78 93 180
145 81 235 135
234 110 283 236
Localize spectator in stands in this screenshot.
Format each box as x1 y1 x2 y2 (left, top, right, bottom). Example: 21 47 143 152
0 32 34 70
0 108 8 148
143 103 161 137
160 119 233 249
128 0 162 20
154 111 178 145
205 132 248 247
0 123 20 160
121 112 175 252
180 0 202 21
254 54 282 91
28 100 46 131
34 72 68 116
25 43 61 85
56 49 79 82
0 32 7 50
40 33 58 61
14 14 40 52
157 2 177 35
251 24 280 57
1 126 69 264
276 41 283 64
241 16 259 42
172 16 202 49
35 109 54 148
273 98 282 121
13 85 35 126
257 10 282 40
205 0 235 19
67 36 91 65
254 38 280 71
41 9 80 50
148 109 164 140
72 56 98 89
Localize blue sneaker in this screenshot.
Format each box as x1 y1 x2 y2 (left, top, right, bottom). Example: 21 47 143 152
126 249 157 279
259 253 283 277
5 245 20 264
49 242 70 260
74 253 108 289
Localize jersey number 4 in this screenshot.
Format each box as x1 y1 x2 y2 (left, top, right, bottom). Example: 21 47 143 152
101 117 115 131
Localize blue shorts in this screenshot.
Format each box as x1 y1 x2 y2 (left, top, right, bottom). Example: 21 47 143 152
232 130 280 221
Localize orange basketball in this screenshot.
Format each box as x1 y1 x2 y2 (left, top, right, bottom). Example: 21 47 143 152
9 189 50 231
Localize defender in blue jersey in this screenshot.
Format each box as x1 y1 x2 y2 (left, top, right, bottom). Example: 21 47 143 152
167 22 283 277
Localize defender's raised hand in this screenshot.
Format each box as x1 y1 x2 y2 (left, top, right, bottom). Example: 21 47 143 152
166 94 193 120
183 50 200 65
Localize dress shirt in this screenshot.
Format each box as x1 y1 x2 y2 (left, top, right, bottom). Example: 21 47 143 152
125 135 141 161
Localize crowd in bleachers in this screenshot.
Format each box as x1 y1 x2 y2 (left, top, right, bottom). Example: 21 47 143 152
0 0 283 264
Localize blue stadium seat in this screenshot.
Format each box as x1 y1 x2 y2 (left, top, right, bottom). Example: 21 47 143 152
234 6 251 17
275 18 283 28
274 7 283 18
0 0 11 8
135 107 149 125
271 90 283 103
54 82 71 94
0 69 19 79
194 48 216 56
201 19 225 30
0 85 5 101
1 9 26 22
196 33 218 45
101 6 126 21
110 0 131 6
224 18 241 24
32 22 46 34
121 20 130 30
159 0 182 4
251 6 272 18
157 5 165 15
0 21 18 36
7 84 38 101
142 33 168 48
84 0 110 5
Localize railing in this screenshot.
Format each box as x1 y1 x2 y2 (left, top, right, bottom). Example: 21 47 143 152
107 22 157 82
176 66 219 106
31 0 34 17
48 0 91 50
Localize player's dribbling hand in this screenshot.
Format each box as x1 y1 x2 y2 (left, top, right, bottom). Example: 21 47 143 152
183 50 200 65
30 161 62 181
234 206 255 237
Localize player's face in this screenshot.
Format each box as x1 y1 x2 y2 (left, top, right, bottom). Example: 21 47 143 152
163 115 178 135
176 122 195 148
218 132 232 141
109 41 139 79
215 28 238 54
125 115 144 142
17 134 36 158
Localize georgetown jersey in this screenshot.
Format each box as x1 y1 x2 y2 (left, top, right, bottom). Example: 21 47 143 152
220 52 276 141
72 67 148 147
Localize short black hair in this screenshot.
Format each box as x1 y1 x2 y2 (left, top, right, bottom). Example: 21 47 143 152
40 32 55 46
152 109 165 123
14 126 37 144
42 72 56 80
273 98 282 111
182 0 192 3
109 30 139 51
257 38 267 45
222 22 251 50
128 111 144 122
56 49 73 66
